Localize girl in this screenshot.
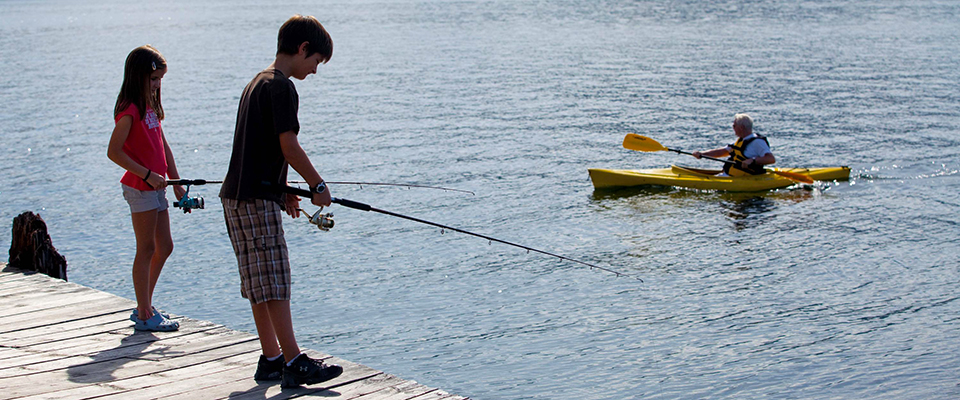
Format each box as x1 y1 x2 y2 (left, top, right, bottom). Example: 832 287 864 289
107 45 183 332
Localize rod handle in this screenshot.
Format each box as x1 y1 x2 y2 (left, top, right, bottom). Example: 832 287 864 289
332 198 372 211
263 181 372 211
264 181 313 197
168 179 210 186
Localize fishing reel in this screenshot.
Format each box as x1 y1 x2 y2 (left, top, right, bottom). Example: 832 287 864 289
305 207 334 231
173 185 204 213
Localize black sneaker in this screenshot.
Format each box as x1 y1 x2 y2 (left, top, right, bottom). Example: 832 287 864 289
254 354 284 381
281 353 344 388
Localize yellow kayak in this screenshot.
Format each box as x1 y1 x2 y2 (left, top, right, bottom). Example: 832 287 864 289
588 165 851 192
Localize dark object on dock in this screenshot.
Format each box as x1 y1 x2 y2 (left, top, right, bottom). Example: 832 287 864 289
8 211 67 280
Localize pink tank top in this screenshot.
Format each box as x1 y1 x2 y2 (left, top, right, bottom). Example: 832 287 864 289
116 104 167 191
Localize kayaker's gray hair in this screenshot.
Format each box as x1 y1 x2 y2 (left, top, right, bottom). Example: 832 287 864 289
733 113 753 133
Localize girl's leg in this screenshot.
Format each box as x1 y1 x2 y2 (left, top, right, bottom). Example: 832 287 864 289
131 210 159 320
148 209 174 302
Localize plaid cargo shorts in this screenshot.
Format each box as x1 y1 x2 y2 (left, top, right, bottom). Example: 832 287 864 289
222 198 291 303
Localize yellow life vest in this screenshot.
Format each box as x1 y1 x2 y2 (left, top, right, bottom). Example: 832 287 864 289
723 134 769 176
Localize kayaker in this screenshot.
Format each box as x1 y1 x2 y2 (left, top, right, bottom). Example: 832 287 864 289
692 113 775 176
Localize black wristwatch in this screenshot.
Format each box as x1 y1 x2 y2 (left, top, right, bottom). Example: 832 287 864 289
312 181 327 194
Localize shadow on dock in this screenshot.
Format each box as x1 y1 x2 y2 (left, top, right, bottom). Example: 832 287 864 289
0 264 467 399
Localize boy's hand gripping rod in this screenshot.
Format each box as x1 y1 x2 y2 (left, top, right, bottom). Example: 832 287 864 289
267 181 640 281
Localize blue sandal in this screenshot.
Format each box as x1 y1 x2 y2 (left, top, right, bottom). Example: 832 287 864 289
134 312 179 332
129 307 171 322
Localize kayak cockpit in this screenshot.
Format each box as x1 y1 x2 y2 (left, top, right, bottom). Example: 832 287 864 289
670 165 724 176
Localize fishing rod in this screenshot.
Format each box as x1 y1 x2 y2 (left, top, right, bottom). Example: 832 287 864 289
166 179 473 194
269 182 640 281
164 179 474 213
290 181 474 195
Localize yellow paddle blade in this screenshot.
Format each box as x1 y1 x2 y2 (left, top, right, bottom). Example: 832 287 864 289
622 133 668 152
771 169 814 184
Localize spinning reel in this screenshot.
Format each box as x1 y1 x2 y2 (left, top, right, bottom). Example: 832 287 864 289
173 185 204 213
303 207 335 231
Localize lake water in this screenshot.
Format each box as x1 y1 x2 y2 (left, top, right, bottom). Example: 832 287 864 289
2 0 960 398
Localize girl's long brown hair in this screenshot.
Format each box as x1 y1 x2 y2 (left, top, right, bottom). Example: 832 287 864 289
114 45 166 121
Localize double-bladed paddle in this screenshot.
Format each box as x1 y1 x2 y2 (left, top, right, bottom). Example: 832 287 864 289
621 133 814 184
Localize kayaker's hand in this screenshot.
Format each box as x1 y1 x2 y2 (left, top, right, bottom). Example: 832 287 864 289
742 158 755 169
692 151 702 159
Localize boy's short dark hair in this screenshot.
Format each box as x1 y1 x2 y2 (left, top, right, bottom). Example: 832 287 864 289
277 15 333 62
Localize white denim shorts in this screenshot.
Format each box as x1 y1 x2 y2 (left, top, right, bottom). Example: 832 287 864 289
122 185 168 213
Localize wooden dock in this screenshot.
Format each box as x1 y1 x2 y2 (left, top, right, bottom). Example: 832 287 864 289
0 264 467 399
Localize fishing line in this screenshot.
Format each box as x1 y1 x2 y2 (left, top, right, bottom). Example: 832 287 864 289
270 182 641 281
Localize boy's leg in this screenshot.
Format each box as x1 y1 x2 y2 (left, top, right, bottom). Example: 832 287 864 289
224 199 342 385
251 299 300 361
130 210 159 320
224 198 297 358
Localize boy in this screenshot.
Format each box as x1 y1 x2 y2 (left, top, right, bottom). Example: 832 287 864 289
219 15 343 388
692 113 776 176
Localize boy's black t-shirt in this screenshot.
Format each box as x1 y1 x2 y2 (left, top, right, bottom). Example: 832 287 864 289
220 69 300 205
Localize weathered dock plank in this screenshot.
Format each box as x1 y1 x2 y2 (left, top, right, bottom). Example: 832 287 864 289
0 320 228 374
14 352 255 400
0 265 467 399
352 380 440 400
157 354 385 400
